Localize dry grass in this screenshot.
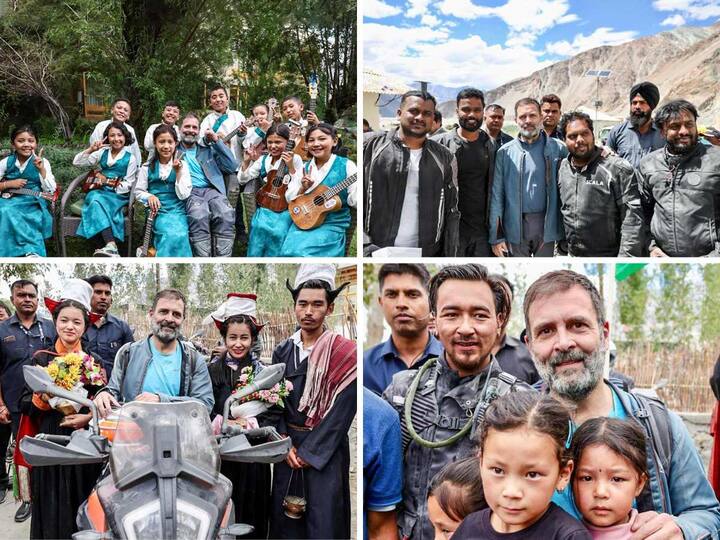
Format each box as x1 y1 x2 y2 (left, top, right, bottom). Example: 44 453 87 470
616 341 718 412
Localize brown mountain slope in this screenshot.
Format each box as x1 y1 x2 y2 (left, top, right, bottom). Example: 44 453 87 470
484 23 720 125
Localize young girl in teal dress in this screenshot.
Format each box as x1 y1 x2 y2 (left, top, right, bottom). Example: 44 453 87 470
280 123 356 257
0 125 56 257
134 124 193 257
239 123 302 257
73 121 138 257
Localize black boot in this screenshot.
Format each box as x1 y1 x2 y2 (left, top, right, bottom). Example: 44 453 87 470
15 501 31 522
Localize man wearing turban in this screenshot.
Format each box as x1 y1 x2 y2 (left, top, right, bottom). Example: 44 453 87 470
606 81 665 168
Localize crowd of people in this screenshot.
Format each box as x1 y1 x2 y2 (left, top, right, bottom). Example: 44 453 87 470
363 263 720 539
0 87 357 258
363 83 720 257
0 263 357 539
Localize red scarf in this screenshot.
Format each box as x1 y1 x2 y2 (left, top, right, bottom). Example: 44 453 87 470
298 331 356 428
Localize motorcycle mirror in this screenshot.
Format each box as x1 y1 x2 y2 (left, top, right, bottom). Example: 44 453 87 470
222 363 286 426
23 365 101 436
23 364 55 393
219 524 254 537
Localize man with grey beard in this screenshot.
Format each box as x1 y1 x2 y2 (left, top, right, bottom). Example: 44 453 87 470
523 270 720 540
93 288 213 417
489 97 568 257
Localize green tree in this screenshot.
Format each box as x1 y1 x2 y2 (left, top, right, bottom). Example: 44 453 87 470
618 270 649 342
653 265 693 345
701 264 720 341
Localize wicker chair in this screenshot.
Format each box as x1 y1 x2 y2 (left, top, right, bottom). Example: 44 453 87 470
57 172 136 257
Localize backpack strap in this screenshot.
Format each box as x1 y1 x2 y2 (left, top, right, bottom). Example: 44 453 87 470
470 371 518 438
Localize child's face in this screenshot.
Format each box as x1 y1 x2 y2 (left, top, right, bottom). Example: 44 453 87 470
282 99 303 120
427 495 461 540
155 132 177 161
111 101 131 123
307 130 336 159
480 427 572 534
107 127 126 150
266 134 288 157
252 106 269 122
573 443 646 528
210 89 228 112
12 131 36 158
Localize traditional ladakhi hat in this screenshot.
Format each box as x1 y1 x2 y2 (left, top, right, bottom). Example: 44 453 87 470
204 293 264 331
44 278 101 323
285 263 349 304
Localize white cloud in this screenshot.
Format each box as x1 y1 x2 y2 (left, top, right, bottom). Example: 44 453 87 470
544 27 638 57
407 0 432 18
438 0 578 45
660 14 687 26
653 0 720 21
364 23 550 88
421 14 441 26
364 0 402 19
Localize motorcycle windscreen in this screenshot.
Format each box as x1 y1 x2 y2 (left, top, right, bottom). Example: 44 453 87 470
96 471 233 540
109 401 220 487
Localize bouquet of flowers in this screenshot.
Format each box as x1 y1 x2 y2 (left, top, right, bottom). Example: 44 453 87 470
44 353 107 415
230 365 293 419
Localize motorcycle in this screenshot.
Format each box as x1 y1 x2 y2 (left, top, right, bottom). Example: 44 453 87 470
19 363 292 540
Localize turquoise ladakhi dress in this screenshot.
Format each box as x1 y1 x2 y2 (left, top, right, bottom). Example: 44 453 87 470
145 161 192 257
247 155 294 257
280 155 352 257
76 149 131 241
0 155 53 256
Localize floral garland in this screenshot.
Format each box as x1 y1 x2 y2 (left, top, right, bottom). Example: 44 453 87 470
231 365 293 408
45 352 107 390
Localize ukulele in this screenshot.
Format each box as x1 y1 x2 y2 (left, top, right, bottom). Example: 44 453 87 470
255 135 298 212
136 209 157 257
222 98 279 144
82 170 121 192
294 73 319 161
1 185 60 202
289 173 356 230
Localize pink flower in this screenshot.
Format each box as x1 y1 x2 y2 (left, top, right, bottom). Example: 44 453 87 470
238 373 249 384
285 381 293 392
268 393 280 404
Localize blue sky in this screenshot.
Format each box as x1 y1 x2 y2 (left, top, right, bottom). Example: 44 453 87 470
364 0 720 88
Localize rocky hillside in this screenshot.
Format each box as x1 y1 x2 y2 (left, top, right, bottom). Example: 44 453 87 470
485 23 720 125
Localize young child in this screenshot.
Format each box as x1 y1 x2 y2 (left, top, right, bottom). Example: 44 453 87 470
453 392 591 539
571 418 648 539
428 456 486 540
239 123 302 256
0 125 56 257
134 124 193 257
73 120 138 257
280 123 356 257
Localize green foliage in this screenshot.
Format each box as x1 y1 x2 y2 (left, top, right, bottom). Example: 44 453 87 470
618 270 649 342
701 265 720 341
653 265 693 345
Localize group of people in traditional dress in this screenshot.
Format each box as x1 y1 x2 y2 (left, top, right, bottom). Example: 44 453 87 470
364 82 720 257
363 263 720 540
0 86 357 257
0 263 356 539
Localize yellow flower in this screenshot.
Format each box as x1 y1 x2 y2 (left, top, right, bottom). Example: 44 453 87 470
63 353 82 368
46 363 59 380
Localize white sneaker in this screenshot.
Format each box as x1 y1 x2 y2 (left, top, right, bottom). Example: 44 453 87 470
93 245 120 257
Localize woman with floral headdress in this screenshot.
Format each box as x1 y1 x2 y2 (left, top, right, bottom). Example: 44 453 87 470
17 279 107 539
206 293 276 539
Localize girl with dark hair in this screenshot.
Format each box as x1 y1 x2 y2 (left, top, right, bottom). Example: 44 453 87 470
239 123 303 256
0 125 56 256
453 392 591 539
570 418 648 538
134 124 192 256
18 279 107 539
280 123 357 256
428 456 486 539
206 294 272 539
73 120 138 257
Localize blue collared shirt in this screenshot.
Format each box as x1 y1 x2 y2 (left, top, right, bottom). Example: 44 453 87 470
84 313 134 378
363 333 443 395
0 314 56 413
606 119 665 168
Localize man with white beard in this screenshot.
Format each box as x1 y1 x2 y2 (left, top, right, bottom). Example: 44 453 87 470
489 97 568 257
93 288 213 416
523 270 720 540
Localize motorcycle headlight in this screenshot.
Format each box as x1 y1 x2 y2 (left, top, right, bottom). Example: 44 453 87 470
121 499 211 540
